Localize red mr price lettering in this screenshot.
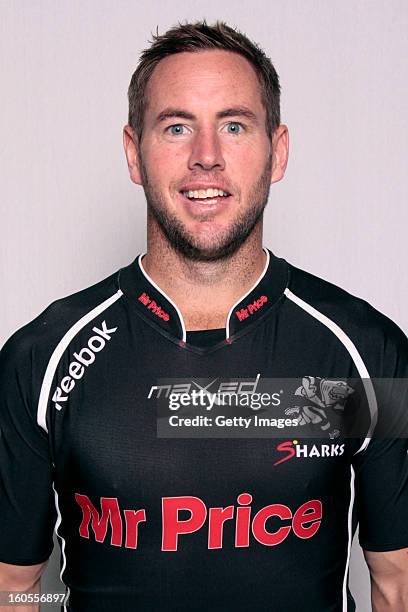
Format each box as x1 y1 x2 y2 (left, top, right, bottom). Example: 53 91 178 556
74 493 322 551
162 494 322 551
236 295 268 322
138 292 170 322
75 494 146 549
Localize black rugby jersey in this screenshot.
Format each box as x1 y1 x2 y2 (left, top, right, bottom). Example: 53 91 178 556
1 247 407 612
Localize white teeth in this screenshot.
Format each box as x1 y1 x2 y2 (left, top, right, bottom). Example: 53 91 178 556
183 188 229 199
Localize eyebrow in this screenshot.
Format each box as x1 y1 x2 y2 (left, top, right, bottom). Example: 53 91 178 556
155 106 259 124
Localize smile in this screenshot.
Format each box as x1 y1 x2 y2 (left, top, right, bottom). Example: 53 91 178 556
181 188 230 200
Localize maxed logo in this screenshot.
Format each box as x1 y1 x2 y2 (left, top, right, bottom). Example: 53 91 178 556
274 439 345 466
52 320 117 411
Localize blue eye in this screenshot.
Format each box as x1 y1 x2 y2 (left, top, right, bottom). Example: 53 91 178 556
168 124 185 136
226 122 243 134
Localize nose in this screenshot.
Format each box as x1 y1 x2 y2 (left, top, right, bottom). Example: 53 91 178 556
188 128 226 171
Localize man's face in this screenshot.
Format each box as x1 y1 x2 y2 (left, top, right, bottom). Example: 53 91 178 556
126 50 285 261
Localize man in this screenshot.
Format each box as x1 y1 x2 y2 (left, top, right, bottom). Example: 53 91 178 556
0 20 407 612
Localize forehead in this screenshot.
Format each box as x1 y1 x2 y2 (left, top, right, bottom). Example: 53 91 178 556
145 49 264 118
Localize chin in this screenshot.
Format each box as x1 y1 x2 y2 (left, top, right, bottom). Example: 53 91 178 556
176 233 247 262
149 200 257 262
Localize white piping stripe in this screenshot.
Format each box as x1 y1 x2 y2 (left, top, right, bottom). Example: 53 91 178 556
225 247 270 340
52 482 70 612
284 288 378 454
138 254 187 343
342 465 355 611
37 289 123 432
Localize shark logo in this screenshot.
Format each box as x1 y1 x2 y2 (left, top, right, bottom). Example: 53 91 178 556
285 377 354 437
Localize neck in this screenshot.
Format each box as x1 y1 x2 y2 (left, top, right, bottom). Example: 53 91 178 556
143 219 266 331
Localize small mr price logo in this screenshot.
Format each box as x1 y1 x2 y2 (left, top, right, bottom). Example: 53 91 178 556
235 295 268 322
273 439 345 466
138 291 170 322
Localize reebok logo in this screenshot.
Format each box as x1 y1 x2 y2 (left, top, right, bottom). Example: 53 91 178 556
52 321 117 411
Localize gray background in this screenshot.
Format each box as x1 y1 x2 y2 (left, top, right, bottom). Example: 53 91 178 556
1 1 407 610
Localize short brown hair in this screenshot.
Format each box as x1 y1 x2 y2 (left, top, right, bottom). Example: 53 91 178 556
127 20 281 142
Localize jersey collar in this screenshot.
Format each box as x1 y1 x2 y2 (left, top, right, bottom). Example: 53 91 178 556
118 247 288 345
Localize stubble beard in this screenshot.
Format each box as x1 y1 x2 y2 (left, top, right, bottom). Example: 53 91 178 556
139 155 272 262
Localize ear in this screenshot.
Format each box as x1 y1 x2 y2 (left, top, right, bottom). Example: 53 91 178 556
270 124 289 184
123 125 143 185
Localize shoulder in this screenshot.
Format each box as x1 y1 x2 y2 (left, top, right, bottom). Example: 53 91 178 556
1 268 123 371
286 261 407 376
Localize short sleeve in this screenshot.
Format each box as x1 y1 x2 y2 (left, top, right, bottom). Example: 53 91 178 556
0 331 56 565
354 437 408 551
353 320 408 552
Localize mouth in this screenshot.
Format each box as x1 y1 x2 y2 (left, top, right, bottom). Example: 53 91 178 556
179 187 232 206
